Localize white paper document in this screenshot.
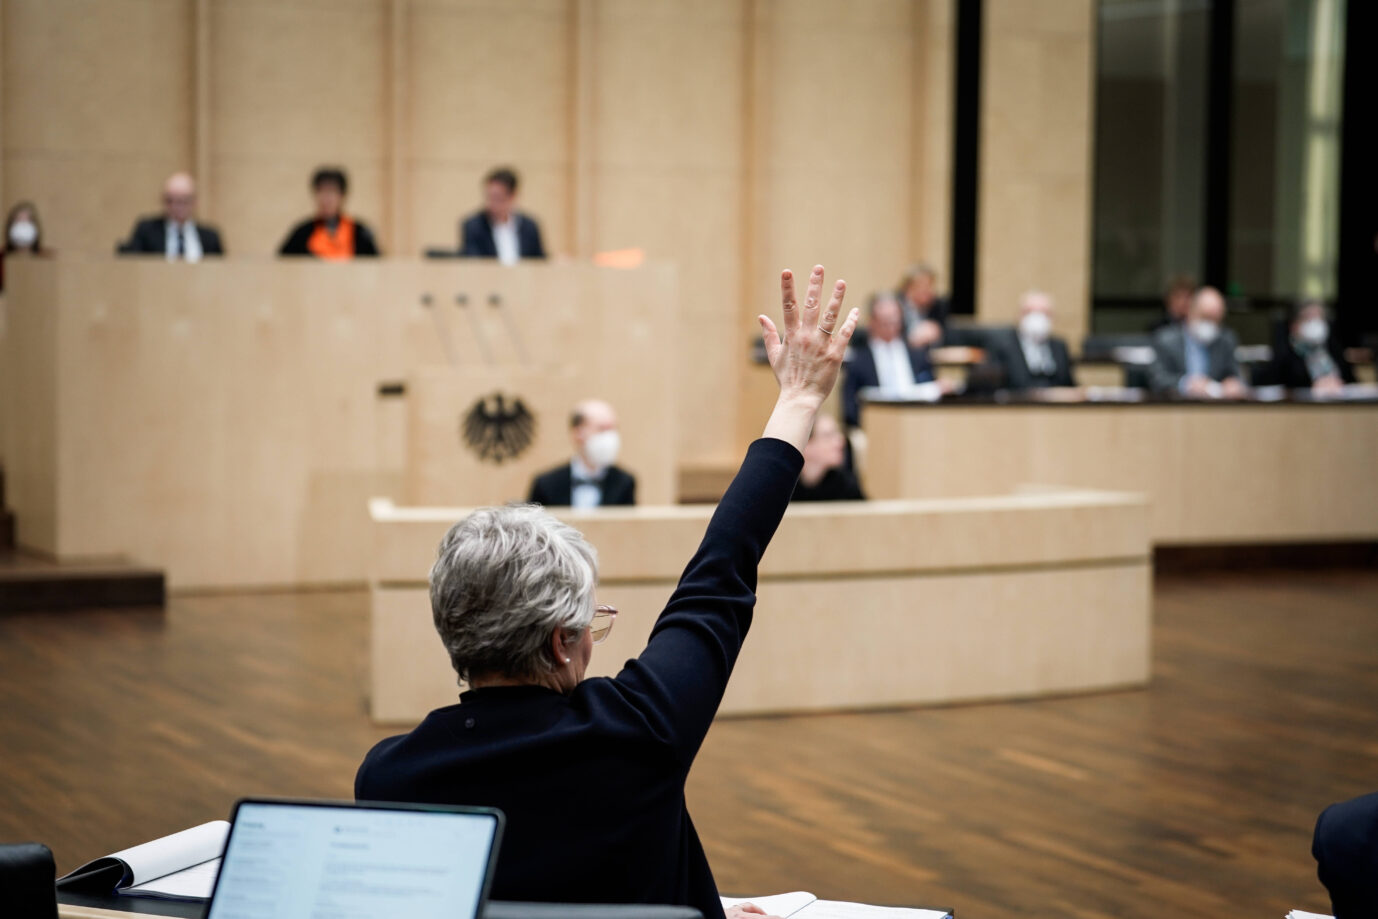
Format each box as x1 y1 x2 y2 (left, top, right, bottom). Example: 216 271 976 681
723 892 951 919
57 819 229 901
124 856 222 899
1285 911 1333 919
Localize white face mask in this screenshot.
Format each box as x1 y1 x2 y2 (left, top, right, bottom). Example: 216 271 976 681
1018 311 1052 343
582 429 621 470
1189 319 1220 345
1298 318 1329 346
8 220 37 249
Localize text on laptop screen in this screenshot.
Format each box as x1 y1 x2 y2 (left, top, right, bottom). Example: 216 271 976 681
207 802 499 919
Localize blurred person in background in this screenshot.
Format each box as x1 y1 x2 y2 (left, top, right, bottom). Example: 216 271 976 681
1259 300 1353 392
279 167 380 260
528 399 636 508
118 173 224 260
1148 286 1248 399
896 262 949 348
791 415 864 502
1 201 49 293
459 167 546 263
1150 273 1196 331
842 292 938 427
986 290 1076 391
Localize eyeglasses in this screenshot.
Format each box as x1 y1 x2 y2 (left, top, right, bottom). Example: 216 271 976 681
590 605 618 644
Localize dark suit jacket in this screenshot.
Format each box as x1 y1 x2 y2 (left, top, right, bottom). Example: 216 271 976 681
986 328 1077 390
459 212 547 260
527 463 636 507
278 217 380 257
1257 338 1355 388
791 467 865 502
1314 792 1378 919
1148 324 1242 393
118 216 224 256
842 339 935 427
357 439 803 919
900 294 951 332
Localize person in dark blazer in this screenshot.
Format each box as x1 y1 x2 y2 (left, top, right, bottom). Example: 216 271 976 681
279 167 380 260
1257 299 1354 392
897 261 950 348
1148 286 1249 398
118 173 224 260
1313 792 1378 918
791 415 864 502
985 290 1077 391
356 265 859 919
459 167 546 263
842 292 937 427
527 399 636 508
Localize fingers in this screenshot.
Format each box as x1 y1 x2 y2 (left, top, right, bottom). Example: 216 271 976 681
802 265 825 323
758 314 782 367
780 269 800 335
818 279 846 332
832 306 860 349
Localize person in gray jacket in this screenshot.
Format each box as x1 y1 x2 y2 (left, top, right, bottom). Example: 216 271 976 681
1148 286 1248 399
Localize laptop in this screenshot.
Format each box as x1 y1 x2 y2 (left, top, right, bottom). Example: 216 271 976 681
205 798 504 919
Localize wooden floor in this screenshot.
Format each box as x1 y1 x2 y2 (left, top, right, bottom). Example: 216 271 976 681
2 570 1374 918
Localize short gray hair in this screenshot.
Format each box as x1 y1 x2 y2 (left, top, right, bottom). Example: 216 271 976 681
430 505 598 683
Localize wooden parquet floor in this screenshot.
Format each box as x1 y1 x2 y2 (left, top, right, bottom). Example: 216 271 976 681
2 569 1374 918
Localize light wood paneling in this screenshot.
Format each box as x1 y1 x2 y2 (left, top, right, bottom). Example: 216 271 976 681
369 490 1152 721
864 402 1378 544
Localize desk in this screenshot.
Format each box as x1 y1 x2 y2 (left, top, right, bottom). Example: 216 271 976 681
863 394 1378 544
57 893 702 919
0 258 675 589
369 489 1152 722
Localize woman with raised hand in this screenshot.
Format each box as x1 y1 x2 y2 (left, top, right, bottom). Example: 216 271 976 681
357 266 858 919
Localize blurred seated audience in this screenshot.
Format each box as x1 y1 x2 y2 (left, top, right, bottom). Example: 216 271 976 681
1257 299 1354 393
1150 273 1196 331
460 167 546 263
897 262 949 348
1313 792 1378 919
528 399 635 508
842 292 938 427
1148 286 1248 398
279 167 380 259
118 173 224 260
986 290 1076 390
792 415 864 502
2 200 49 293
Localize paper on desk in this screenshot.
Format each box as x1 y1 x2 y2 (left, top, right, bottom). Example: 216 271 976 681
721 892 817 917
806 901 951 919
1285 911 1333 919
108 820 228 890
124 857 221 899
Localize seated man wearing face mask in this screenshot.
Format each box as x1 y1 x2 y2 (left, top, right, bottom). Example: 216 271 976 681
1259 299 1354 393
527 399 636 508
1148 286 1248 399
985 289 1077 391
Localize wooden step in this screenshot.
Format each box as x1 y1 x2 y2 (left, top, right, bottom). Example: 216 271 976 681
0 553 165 613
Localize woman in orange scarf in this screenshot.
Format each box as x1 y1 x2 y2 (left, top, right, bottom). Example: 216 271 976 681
279 167 380 260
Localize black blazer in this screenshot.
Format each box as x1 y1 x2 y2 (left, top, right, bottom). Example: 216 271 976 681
357 439 804 919
528 464 636 508
841 339 935 427
278 217 380 257
900 294 951 333
986 328 1077 390
118 216 224 256
791 467 865 502
460 212 547 260
1148 325 1243 393
1257 338 1355 388
1314 792 1378 919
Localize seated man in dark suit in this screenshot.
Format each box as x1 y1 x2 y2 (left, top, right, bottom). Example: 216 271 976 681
842 292 939 427
897 261 950 348
459 167 546 263
118 173 224 260
528 399 635 508
279 167 380 260
1258 299 1354 393
1148 286 1249 398
986 290 1077 391
1313 792 1378 918
792 415 864 502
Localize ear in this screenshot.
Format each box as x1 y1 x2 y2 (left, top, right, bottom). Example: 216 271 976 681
548 627 574 666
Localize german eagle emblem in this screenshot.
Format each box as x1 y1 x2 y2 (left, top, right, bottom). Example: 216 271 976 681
462 393 536 464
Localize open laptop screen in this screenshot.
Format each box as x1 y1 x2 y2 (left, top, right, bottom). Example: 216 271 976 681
206 799 503 919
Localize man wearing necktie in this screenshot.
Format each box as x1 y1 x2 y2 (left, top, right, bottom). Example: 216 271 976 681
988 289 1077 391
118 173 225 260
528 400 637 509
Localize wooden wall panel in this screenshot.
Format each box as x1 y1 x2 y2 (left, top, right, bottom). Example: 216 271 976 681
207 0 389 255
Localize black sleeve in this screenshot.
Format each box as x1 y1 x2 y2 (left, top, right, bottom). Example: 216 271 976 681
528 218 547 259
354 222 381 257
843 468 866 501
626 474 636 506
459 217 482 257
528 475 548 505
279 221 314 256
118 219 152 254
602 438 802 765
1056 340 1077 387
202 227 225 256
